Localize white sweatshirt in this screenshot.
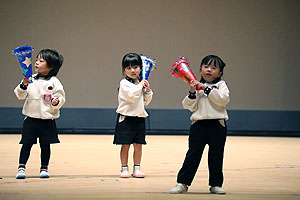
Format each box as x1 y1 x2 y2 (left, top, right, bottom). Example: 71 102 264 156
14 74 65 119
182 80 230 122
116 79 153 117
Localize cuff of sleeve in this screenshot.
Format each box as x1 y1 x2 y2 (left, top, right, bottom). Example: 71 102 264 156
20 83 28 90
145 90 153 95
188 91 196 99
51 98 60 106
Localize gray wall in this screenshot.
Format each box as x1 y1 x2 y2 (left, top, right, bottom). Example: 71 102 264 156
1 0 299 110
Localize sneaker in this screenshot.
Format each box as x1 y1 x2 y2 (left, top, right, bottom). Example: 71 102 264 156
40 170 50 178
120 166 130 178
169 183 188 194
209 186 226 194
16 168 26 179
132 165 145 178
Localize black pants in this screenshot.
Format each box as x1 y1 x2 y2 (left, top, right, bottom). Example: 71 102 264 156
19 143 51 168
177 119 227 186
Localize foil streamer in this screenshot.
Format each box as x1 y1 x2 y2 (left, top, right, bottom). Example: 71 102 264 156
170 57 201 90
140 55 156 80
12 45 34 81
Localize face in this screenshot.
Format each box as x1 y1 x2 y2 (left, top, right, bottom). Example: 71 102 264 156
124 65 141 80
200 62 222 83
35 55 52 75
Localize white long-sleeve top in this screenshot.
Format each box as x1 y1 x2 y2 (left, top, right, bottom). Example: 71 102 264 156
116 78 153 117
182 80 230 122
14 74 65 119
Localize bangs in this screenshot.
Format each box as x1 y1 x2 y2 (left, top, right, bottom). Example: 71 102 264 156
123 58 141 68
201 55 225 71
122 53 142 68
206 59 219 68
36 51 46 60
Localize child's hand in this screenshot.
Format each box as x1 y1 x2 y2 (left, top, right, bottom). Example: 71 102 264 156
22 77 30 86
51 97 60 106
190 80 205 92
139 79 145 87
196 83 205 90
144 80 151 93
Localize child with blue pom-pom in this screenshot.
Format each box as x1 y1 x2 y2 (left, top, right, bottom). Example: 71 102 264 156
14 49 65 179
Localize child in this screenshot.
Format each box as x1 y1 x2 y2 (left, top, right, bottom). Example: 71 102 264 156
114 53 153 178
170 55 230 194
14 49 65 179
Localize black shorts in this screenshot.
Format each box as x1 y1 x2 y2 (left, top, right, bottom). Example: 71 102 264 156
114 114 146 145
20 117 60 144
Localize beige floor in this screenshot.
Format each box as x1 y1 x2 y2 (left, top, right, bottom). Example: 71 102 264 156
0 134 300 200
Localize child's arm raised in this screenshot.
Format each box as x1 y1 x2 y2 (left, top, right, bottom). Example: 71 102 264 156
143 80 153 106
14 77 30 100
119 79 143 103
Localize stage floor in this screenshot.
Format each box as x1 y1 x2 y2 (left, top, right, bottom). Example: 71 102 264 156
0 134 299 200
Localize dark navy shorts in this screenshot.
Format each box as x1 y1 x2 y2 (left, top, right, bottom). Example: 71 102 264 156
114 114 146 145
20 117 60 144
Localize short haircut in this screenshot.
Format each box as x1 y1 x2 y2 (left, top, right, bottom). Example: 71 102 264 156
37 49 64 76
200 55 226 72
122 53 142 71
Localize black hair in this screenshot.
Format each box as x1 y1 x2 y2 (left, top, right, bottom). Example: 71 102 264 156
37 49 64 77
200 55 226 74
121 53 142 73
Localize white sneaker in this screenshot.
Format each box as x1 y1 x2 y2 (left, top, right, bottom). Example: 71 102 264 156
169 183 188 194
16 167 26 179
209 186 226 194
40 170 50 178
132 165 145 178
120 166 130 178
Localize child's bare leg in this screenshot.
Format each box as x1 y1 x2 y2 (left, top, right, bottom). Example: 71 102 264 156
132 143 145 177
120 144 130 165
133 143 142 165
120 144 131 178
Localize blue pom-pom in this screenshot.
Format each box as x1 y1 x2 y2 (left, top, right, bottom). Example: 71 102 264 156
12 45 34 56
